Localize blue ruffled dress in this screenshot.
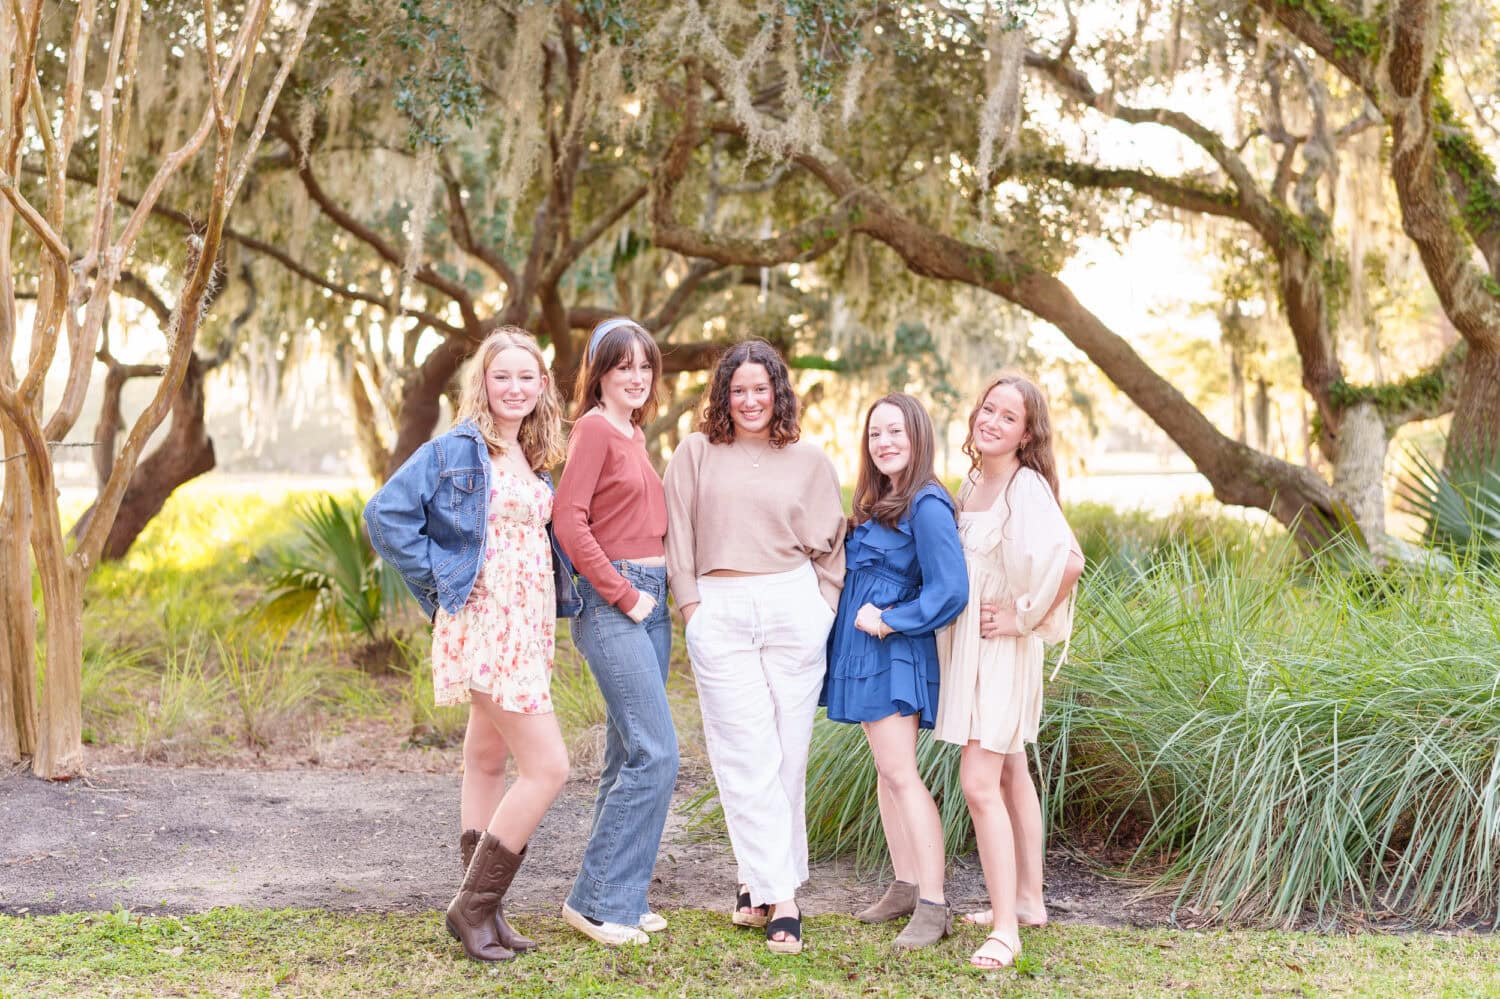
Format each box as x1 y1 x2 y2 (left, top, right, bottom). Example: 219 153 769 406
821 483 970 728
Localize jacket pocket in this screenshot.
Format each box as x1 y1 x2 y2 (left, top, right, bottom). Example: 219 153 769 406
441 466 484 494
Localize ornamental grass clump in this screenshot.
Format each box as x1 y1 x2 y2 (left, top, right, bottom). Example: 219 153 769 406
1047 537 1500 929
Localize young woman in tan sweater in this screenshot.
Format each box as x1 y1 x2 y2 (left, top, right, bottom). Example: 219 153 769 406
664 339 847 955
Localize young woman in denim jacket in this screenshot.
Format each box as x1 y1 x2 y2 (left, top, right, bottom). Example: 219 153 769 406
822 393 969 951
553 317 677 946
364 327 580 964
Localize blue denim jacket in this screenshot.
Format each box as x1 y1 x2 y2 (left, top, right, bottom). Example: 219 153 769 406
363 420 582 620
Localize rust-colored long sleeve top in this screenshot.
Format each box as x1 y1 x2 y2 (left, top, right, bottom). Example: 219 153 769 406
553 412 668 611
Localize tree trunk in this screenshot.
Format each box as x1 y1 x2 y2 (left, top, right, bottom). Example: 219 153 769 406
0 435 38 763
348 361 390 481
385 335 474 478
649 104 1348 550
1330 401 1391 551
1229 349 1246 444
71 357 217 560
1253 378 1270 453
32 560 84 780
1445 341 1500 469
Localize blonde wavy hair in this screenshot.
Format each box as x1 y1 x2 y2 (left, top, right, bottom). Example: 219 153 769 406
454 327 565 469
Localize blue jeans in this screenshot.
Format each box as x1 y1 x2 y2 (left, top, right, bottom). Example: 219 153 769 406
565 561 678 924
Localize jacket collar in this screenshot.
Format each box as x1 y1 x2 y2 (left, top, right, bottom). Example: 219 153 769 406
450 419 484 443
450 419 552 488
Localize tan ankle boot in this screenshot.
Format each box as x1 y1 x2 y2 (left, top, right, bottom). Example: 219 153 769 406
893 899 952 950
461 829 536 951
446 831 521 962
855 880 918 924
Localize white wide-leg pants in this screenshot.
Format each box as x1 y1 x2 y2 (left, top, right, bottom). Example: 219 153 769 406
684 562 835 907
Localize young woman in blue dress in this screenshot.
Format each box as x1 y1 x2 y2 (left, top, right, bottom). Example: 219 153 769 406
821 393 969 950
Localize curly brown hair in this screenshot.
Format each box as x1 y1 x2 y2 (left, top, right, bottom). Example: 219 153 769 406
698 339 801 447
852 393 949 529
962 372 1060 500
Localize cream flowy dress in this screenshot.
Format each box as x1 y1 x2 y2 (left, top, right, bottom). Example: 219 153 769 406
934 467 1082 754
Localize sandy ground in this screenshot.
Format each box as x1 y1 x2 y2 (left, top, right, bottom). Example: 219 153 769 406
0 764 1163 926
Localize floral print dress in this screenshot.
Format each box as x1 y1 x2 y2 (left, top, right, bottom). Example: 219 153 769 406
431 467 557 712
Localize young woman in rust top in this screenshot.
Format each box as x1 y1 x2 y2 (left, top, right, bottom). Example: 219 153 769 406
553 317 676 947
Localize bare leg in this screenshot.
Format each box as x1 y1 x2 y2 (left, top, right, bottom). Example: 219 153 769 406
961 741 1018 967
469 692 569 852
863 714 946 904
1002 750 1047 925
875 775 919 884
460 709 509 832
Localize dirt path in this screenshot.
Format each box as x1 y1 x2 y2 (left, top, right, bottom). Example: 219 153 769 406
0 764 1160 926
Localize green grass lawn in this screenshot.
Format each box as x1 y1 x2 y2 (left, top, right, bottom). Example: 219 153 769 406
2 909 1497 998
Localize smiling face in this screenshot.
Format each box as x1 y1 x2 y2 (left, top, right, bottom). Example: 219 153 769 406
971 383 1030 460
485 346 545 426
599 341 653 418
866 401 912 481
728 362 774 438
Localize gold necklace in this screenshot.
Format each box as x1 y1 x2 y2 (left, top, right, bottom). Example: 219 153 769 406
736 437 772 468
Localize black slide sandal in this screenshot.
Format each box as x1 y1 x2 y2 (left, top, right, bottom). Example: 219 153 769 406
765 913 803 955
731 886 769 928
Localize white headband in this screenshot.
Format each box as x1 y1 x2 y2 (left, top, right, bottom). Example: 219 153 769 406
587 318 639 362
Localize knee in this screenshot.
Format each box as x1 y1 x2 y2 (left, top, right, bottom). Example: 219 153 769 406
464 739 507 781
999 757 1032 793
648 736 680 781
960 773 1002 813
631 729 680 781
527 753 570 797
874 759 921 794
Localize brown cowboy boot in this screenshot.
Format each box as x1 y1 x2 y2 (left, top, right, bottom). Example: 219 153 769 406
461 829 536 951
445 831 520 962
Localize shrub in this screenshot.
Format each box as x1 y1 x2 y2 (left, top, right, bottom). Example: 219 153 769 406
252 493 415 643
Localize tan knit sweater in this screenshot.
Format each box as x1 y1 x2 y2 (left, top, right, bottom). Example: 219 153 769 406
663 431 847 611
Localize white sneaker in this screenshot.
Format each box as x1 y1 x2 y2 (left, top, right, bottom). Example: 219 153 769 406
562 902 649 946
639 911 667 932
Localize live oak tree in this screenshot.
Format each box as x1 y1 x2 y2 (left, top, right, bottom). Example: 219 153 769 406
0 0 315 778
190 0 754 478
617 0 1491 552
1009 2 1462 553
1252 0 1500 472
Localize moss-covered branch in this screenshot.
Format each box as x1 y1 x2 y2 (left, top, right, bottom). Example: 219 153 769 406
1328 341 1466 427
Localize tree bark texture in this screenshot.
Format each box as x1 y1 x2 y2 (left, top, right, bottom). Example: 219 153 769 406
31 561 84 780
1330 401 1391 552
0 434 38 762
1447 343 1500 468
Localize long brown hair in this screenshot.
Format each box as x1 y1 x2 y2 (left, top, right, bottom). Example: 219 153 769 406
698 338 800 447
571 317 662 425
454 327 566 470
962 373 1060 500
852 393 948 529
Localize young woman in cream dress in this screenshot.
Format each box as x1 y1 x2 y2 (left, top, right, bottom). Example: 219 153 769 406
934 374 1084 971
